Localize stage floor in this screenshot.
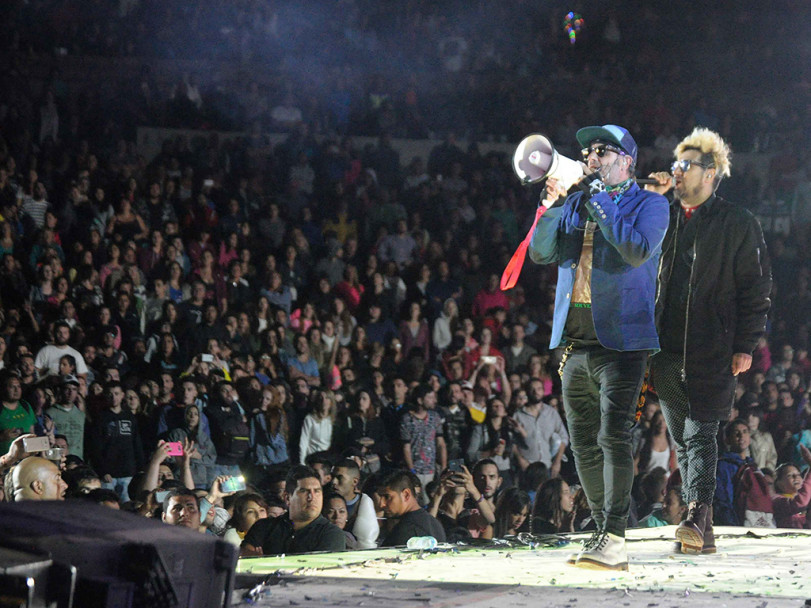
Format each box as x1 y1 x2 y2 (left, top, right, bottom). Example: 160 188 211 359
233 526 811 607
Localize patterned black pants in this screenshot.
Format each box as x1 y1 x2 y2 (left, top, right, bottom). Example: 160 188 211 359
651 351 720 505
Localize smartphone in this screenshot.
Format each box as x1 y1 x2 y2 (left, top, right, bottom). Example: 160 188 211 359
221 476 247 493
201 354 214 363
155 490 170 503
166 442 184 457
23 436 51 453
447 459 464 473
481 355 497 365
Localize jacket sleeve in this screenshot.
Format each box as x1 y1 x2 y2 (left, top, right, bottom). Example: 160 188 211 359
466 424 485 463
198 431 218 465
713 460 740 526
554 410 569 447
585 190 669 267
371 418 390 457
299 416 313 465
321 522 348 552
528 205 565 265
249 415 258 451
732 214 772 354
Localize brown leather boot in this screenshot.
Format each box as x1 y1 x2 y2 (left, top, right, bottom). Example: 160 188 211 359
675 501 709 554
701 505 716 554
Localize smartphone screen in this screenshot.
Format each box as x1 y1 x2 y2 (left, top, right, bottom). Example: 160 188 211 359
23 436 51 453
448 459 463 472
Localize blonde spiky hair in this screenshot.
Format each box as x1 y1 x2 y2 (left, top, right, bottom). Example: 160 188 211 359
674 127 732 185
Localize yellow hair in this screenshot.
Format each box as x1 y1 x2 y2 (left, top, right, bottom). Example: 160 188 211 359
674 127 731 180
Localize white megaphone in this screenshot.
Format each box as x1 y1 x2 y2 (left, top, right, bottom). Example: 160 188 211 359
512 134 584 193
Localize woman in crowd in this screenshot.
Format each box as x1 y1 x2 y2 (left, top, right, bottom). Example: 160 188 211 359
527 353 554 398
249 386 289 466
331 296 356 346
339 390 389 472
747 407 778 471
399 301 430 363
333 265 364 314
469 356 511 404
106 197 148 244
323 491 358 549
493 487 531 537
46 275 71 311
99 242 122 290
432 297 459 354
0 222 17 258
290 301 319 334
772 445 811 528
219 231 240 269
349 325 369 363
634 410 677 475
223 492 270 546
253 295 272 334
465 326 501 372
299 389 335 464
166 261 189 303
336 345 355 375
29 263 55 310
530 477 574 534
193 249 227 312
166 403 217 488
233 311 260 357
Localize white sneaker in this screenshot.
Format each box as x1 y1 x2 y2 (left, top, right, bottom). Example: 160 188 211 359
566 530 602 565
575 532 628 571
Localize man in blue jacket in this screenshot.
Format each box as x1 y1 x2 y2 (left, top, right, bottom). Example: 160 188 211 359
529 125 669 570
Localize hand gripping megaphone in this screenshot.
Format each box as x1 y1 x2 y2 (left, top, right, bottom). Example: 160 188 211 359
502 134 583 291
512 133 584 191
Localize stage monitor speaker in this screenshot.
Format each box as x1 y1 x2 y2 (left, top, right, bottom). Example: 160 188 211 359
0 501 238 608
0 545 77 608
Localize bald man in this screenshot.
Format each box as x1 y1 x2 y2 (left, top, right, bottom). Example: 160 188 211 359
12 456 68 501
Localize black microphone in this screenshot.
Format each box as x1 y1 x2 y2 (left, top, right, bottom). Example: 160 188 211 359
636 178 659 185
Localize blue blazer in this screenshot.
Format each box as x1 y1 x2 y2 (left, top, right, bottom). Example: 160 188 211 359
529 182 669 351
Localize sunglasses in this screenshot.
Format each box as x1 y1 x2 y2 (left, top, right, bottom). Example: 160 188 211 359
581 143 625 160
671 159 713 173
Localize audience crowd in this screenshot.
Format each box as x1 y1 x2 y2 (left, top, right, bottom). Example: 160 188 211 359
1 0 810 554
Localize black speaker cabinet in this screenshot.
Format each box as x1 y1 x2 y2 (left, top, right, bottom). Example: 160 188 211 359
0 545 76 608
0 501 238 608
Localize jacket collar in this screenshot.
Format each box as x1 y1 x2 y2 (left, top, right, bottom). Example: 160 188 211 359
672 193 719 218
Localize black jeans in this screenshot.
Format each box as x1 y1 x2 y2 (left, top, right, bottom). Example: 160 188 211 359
561 347 649 536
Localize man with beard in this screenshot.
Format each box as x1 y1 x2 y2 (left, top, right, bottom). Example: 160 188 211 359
647 128 771 554
34 320 88 380
529 124 669 570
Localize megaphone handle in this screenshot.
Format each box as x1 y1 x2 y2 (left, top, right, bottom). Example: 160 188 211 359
500 204 548 291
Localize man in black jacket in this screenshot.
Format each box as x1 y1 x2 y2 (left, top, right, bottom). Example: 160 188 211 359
205 381 249 481
647 128 771 554
241 465 345 556
90 381 144 502
378 469 446 546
